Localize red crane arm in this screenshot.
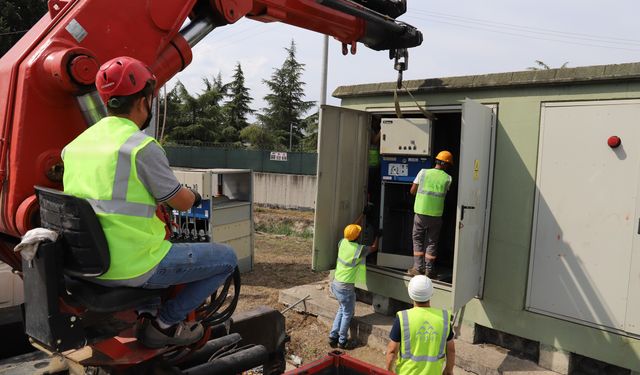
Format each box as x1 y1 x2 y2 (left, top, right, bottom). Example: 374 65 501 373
0 0 421 269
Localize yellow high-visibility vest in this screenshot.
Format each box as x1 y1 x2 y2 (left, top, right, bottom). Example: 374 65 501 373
414 168 451 217
334 239 366 284
396 307 451 375
63 116 171 280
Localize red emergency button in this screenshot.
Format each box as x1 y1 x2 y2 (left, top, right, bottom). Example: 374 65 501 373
607 136 621 148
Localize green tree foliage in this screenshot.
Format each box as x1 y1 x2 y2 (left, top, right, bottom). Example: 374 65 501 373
223 63 254 143
257 40 315 150
161 76 227 145
0 0 47 56
239 123 283 150
300 112 319 152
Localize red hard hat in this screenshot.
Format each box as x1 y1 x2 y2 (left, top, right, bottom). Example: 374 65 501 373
95 56 156 105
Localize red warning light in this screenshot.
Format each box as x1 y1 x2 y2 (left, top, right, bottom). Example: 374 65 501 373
608 136 621 148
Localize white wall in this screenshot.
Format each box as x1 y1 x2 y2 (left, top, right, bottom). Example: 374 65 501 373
253 172 316 210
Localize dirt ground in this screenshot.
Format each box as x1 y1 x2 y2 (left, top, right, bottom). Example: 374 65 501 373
235 208 389 370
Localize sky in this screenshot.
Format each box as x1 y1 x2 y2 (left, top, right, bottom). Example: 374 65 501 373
167 0 640 117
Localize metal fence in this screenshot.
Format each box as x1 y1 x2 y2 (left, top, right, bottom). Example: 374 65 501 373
165 146 318 175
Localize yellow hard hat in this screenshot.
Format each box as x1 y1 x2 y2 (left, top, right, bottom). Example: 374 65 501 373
435 150 453 165
344 224 362 241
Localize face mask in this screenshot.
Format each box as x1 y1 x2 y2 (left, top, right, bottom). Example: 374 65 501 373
140 96 153 130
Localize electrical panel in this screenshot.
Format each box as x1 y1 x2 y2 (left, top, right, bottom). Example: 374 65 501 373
381 156 432 183
170 168 254 272
380 118 431 156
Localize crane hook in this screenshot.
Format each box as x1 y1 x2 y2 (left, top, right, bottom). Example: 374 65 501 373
391 48 408 89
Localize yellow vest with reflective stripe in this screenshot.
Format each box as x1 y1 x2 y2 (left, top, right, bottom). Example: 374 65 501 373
414 168 451 217
334 239 366 284
62 116 171 280
396 307 451 375
368 147 380 167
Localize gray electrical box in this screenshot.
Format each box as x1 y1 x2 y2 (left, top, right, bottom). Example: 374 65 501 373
380 118 432 156
171 168 254 273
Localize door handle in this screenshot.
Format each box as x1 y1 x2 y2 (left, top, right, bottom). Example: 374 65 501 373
461 205 476 221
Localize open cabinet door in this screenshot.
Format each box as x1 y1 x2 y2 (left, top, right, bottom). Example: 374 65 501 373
312 105 371 271
452 99 495 312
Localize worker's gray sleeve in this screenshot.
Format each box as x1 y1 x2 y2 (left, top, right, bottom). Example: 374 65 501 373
136 142 182 202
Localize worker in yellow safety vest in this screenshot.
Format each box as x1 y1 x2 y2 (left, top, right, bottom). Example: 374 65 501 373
408 151 454 278
63 57 237 349
328 212 380 350
367 119 382 232
386 275 455 375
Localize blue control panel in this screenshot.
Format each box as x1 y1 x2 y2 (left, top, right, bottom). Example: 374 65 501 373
381 156 433 183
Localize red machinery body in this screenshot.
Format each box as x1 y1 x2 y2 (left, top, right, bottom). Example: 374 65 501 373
284 350 395 375
0 0 421 271
0 1 421 371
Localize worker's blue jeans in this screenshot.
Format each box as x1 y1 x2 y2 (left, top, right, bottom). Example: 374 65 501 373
140 242 237 325
329 281 356 345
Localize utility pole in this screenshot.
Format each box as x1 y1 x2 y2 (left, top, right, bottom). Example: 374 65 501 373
320 35 329 106
289 122 293 151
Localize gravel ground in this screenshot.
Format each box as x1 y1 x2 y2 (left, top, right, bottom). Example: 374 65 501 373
236 208 391 369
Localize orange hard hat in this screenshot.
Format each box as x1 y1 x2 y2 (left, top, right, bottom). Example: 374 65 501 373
344 224 362 241
435 150 453 165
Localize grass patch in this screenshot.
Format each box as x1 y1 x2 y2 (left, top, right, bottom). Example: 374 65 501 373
255 221 314 238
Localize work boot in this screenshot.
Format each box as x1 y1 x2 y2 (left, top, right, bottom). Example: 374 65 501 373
407 267 424 276
338 340 357 350
328 337 339 348
137 318 204 349
425 261 436 279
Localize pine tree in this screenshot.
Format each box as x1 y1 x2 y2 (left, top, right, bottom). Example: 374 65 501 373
163 78 225 145
0 0 47 56
223 63 254 143
197 73 227 141
257 40 315 150
300 112 319 152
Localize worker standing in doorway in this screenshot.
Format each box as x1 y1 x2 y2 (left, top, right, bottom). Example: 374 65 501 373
367 119 382 232
385 275 455 375
62 57 237 348
328 213 379 349
408 151 453 278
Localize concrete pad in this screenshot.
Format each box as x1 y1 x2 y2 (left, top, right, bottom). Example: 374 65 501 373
280 281 561 375
539 343 570 374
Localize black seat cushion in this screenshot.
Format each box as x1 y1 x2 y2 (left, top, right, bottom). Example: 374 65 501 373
65 277 162 313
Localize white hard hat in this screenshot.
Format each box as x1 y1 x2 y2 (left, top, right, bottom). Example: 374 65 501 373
408 275 433 302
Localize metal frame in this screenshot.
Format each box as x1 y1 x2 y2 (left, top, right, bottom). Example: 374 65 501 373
363 102 497 300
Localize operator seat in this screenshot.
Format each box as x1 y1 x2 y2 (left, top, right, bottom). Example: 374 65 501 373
22 186 163 351
36 186 162 312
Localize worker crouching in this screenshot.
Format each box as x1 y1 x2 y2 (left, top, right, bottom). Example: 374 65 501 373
328 214 379 350
386 275 456 375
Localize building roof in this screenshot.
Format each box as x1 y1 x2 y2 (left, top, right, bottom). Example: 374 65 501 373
333 62 640 98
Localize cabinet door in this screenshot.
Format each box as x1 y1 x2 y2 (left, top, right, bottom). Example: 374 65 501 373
528 100 640 333
452 100 495 313
312 105 371 271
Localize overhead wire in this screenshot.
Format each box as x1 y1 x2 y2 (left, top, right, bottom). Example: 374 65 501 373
403 14 640 52
411 8 640 46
